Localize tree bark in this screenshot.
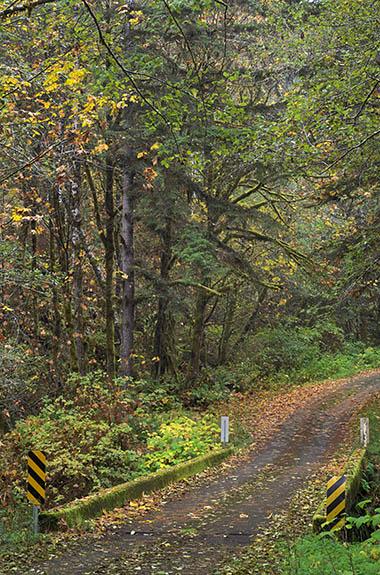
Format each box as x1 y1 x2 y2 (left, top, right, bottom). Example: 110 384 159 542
70 156 86 375
152 218 177 379
360 306 369 343
218 291 236 364
52 164 78 372
187 287 209 383
48 211 62 383
104 151 116 378
232 287 267 353
120 146 135 379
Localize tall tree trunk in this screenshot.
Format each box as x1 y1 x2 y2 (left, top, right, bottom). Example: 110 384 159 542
120 147 134 379
70 156 86 375
360 306 368 343
102 0 118 379
30 215 39 340
187 287 209 383
52 167 79 372
114 195 122 370
152 218 177 379
48 212 62 383
54 118 78 372
218 291 236 364
232 287 267 353
104 151 116 378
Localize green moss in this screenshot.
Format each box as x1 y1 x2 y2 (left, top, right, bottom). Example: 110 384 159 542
312 448 367 533
39 447 233 531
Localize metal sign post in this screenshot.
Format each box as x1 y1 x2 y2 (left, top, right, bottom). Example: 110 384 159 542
33 504 39 535
221 416 229 444
360 418 369 447
27 450 46 536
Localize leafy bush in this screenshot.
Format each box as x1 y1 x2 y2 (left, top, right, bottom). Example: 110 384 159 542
0 372 151 507
2 405 148 506
357 347 380 368
292 345 380 385
202 362 262 395
282 534 380 574
144 413 219 470
183 371 232 405
127 375 182 412
253 327 316 375
0 371 222 509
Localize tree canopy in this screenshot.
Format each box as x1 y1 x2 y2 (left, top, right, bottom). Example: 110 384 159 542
0 0 379 422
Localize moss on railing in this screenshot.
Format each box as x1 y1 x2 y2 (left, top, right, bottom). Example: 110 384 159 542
40 446 233 531
312 447 367 533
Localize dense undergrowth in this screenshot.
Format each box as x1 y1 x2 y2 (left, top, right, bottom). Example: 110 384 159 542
1 329 380 559
216 327 380 393
1 372 220 509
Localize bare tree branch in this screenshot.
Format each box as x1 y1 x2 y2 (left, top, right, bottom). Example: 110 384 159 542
0 0 56 18
321 129 380 174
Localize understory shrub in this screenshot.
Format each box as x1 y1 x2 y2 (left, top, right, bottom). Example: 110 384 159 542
291 344 380 384
0 371 220 509
3 404 149 506
229 322 380 390
144 413 219 470
282 534 380 574
251 325 321 377
232 322 345 386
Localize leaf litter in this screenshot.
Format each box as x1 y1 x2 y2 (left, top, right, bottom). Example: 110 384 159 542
5 368 380 575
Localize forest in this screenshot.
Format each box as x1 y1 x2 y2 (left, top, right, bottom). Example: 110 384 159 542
1 0 380 572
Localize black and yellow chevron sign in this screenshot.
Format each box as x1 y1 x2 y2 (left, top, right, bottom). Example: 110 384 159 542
27 450 46 505
326 475 346 530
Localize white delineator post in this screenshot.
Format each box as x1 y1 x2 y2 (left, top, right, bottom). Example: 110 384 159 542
221 416 229 444
360 417 369 447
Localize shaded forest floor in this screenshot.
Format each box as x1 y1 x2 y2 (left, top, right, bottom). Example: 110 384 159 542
8 369 380 575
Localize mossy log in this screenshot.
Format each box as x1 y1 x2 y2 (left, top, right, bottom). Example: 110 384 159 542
40 447 233 531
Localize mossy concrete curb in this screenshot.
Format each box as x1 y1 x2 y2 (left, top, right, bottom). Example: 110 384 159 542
312 447 367 533
40 447 233 531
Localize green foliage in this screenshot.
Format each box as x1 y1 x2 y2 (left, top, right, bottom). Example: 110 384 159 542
144 413 219 471
183 371 233 405
0 371 220 512
345 503 380 533
234 322 380 389
4 407 146 506
283 390 380 575
296 345 380 384
129 375 182 412
0 373 141 507
0 499 41 549
251 325 322 377
227 323 380 390
280 534 380 574
357 347 380 369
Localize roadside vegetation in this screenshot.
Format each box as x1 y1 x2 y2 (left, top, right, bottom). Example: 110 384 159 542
1 342 380 571
1 0 380 572
216 391 380 575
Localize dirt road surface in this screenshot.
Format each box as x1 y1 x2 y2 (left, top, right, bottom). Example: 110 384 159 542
21 371 380 575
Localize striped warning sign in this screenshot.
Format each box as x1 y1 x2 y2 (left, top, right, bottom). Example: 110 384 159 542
27 450 46 505
326 475 346 530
